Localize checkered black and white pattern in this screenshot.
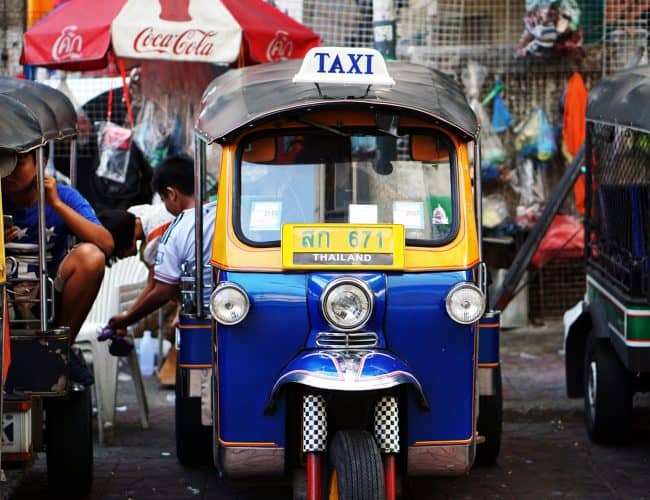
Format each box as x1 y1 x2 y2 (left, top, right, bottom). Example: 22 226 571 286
374 395 400 453
303 394 327 452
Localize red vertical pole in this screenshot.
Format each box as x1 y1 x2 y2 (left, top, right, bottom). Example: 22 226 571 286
383 454 396 500
306 452 322 500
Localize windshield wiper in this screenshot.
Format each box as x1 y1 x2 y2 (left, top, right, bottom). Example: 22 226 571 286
295 116 349 137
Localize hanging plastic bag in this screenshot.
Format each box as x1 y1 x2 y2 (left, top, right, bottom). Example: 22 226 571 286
514 107 556 161
491 92 513 133
482 193 510 230
133 99 171 168
95 121 133 184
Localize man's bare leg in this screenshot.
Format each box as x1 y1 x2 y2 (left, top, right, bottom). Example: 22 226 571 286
57 243 106 342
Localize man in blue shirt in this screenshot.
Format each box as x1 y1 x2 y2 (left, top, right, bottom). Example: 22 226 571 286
3 148 114 384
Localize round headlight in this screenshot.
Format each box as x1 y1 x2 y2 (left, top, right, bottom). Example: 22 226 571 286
445 283 486 324
321 277 373 331
209 282 250 325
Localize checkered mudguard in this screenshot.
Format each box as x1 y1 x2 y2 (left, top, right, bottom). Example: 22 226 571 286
303 394 327 452
374 395 400 453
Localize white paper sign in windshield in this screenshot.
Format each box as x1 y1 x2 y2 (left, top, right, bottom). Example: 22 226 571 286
293 47 395 86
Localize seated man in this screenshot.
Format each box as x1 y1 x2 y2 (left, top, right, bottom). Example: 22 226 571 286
108 155 216 334
2 148 114 384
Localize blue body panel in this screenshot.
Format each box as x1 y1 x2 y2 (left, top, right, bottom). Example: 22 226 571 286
178 316 212 366
216 270 476 447
216 272 308 446
478 313 500 365
385 271 476 444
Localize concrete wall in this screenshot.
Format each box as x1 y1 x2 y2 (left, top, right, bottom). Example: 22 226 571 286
1 0 25 76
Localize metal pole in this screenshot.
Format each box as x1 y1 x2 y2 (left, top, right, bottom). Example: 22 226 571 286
372 0 396 60
36 147 48 332
0 287 6 482
69 139 77 188
194 135 205 319
474 138 483 263
491 144 586 311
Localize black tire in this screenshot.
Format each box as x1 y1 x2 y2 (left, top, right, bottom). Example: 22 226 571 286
327 430 385 500
475 366 503 466
45 387 94 499
175 365 213 466
583 334 633 444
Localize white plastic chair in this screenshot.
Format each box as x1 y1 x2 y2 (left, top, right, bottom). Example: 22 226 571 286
75 255 150 445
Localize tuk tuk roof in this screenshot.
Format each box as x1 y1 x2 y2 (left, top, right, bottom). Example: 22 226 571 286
0 77 77 153
195 59 479 143
587 65 650 132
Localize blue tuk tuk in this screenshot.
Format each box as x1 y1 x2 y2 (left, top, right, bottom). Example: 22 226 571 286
177 47 501 499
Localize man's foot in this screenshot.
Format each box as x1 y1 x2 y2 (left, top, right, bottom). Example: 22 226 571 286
69 349 94 386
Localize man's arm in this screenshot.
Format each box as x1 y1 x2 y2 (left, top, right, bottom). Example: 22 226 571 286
128 267 157 312
45 176 114 256
108 279 178 330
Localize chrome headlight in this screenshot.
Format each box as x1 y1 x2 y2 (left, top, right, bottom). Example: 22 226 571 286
445 283 486 324
321 277 373 331
209 282 250 325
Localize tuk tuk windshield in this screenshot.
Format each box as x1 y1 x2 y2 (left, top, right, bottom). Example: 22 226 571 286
237 129 456 246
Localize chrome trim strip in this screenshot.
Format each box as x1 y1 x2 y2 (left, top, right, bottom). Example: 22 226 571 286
408 443 474 476
315 331 378 349
267 370 428 410
477 366 497 396
220 447 285 477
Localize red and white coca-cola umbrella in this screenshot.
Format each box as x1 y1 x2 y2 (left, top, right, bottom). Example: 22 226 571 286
22 0 322 71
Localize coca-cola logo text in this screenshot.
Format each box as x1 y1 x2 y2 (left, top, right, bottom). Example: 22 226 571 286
52 26 83 61
133 27 216 57
266 30 293 61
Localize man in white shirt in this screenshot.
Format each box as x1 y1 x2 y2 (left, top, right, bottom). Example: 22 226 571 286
108 155 215 332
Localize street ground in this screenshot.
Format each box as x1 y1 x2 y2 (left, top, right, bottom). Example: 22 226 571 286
6 321 650 499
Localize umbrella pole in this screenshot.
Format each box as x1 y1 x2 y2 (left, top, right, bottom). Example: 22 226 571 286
0 287 6 482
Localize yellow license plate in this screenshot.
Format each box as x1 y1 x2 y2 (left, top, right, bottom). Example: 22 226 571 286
281 224 405 269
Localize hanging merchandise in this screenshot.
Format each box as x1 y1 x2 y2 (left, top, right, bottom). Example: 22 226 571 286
561 72 588 215
491 84 513 134
96 121 133 184
514 106 557 161
461 61 508 177
95 59 136 185
531 214 584 267
132 61 221 168
482 193 512 235
517 0 583 58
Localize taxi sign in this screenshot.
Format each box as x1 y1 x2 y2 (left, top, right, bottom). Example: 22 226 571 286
281 223 405 270
293 47 395 87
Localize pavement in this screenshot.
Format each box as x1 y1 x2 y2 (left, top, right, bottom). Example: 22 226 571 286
4 320 650 499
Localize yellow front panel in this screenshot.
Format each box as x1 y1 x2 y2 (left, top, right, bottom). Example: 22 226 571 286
281 223 405 270
210 120 479 273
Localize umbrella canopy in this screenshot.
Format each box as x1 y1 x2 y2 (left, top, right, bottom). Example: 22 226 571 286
22 0 322 71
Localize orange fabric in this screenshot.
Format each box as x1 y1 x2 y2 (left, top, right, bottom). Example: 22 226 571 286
3 291 11 383
147 222 172 244
562 72 588 214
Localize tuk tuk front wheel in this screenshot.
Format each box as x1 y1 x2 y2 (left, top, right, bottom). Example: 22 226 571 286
327 430 385 500
45 386 94 499
583 334 632 444
475 366 503 466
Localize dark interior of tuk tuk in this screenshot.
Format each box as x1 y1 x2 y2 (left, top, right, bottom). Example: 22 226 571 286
587 124 650 303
